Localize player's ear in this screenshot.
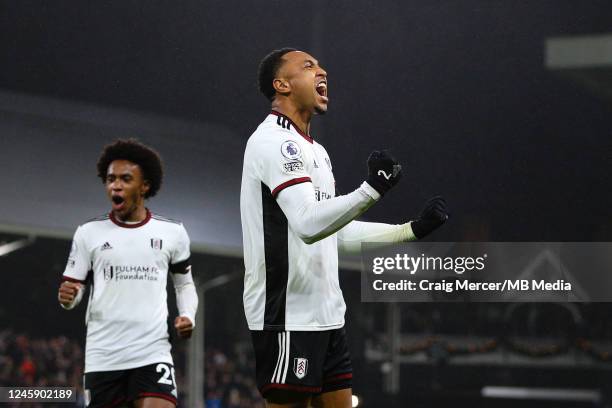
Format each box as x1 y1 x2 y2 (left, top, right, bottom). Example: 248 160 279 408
141 180 150 197
273 78 291 96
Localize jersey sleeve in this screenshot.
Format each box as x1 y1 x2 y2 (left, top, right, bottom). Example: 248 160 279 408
170 224 191 274
256 135 312 198
62 226 90 283
337 220 417 253
276 181 380 245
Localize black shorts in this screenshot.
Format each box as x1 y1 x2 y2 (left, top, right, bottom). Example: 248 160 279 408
251 328 352 398
83 362 177 407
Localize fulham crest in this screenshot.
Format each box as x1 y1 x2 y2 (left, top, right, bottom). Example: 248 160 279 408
150 238 163 250
293 358 308 379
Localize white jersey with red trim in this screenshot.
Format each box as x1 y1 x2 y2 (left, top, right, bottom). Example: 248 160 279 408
240 111 345 331
62 210 191 373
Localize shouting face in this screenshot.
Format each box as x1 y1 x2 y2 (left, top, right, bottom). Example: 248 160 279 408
275 51 328 114
105 160 149 221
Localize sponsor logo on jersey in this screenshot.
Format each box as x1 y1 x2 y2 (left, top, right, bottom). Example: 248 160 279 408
283 161 304 173
103 264 160 281
101 242 113 251
315 188 333 202
281 140 302 160
293 358 308 379
150 238 163 250
313 159 319 168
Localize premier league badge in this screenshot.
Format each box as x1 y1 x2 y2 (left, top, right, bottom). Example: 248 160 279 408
281 140 302 160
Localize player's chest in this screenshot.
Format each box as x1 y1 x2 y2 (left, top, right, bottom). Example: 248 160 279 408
90 234 172 265
304 145 335 198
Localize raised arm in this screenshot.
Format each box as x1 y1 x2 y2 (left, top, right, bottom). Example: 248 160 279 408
337 220 416 253
274 150 402 244
337 196 449 253
277 181 378 244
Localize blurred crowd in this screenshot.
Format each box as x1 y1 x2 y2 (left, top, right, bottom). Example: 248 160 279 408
202 346 264 408
0 329 85 406
0 330 263 407
0 329 83 388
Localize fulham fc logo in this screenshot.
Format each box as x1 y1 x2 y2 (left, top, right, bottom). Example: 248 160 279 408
293 358 308 379
150 238 163 250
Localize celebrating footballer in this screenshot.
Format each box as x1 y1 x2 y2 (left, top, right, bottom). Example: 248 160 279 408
240 48 449 407
58 139 198 408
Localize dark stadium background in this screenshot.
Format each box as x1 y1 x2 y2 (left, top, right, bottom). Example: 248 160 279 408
1 1 611 407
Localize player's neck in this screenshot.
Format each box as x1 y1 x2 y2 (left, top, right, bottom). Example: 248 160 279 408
271 102 311 136
114 205 148 223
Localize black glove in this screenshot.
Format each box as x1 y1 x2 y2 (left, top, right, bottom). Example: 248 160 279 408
366 150 402 196
411 196 449 239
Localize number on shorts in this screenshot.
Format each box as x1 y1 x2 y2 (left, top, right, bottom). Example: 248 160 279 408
156 363 176 387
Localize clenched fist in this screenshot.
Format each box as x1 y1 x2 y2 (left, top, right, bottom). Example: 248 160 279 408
174 316 194 339
58 281 82 309
366 150 402 196
411 196 449 239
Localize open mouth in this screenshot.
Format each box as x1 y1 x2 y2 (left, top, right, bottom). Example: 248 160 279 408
111 195 125 210
315 81 328 100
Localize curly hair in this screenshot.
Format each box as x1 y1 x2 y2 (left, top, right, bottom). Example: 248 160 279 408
257 47 297 101
96 139 163 198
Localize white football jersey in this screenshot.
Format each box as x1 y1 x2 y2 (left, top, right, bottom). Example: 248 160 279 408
241 111 345 331
62 210 191 373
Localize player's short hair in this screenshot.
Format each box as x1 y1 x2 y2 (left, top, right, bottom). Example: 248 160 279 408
96 139 163 198
258 47 298 101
